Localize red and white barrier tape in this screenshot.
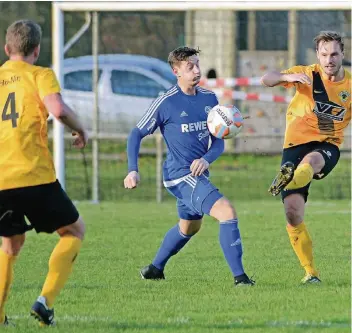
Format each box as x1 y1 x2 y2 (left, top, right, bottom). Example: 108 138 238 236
200 77 263 87
213 89 291 103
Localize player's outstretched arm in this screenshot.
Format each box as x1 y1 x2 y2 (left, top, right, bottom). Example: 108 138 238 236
124 93 164 188
190 137 224 176
44 93 88 149
261 71 311 87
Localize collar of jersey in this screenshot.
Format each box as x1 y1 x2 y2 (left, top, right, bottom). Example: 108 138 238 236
2 60 29 69
318 64 349 86
176 84 199 99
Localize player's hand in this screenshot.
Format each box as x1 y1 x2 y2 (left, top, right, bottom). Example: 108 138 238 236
124 171 140 189
190 158 209 176
284 73 311 85
72 130 88 149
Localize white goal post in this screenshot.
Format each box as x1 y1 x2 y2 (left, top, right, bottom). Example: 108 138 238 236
52 0 351 189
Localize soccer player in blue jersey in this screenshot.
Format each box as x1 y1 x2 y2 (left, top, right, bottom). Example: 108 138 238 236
124 47 254 286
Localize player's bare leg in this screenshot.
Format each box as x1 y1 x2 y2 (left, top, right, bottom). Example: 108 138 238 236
0 234 25 325
297 151 325 173
141 219 202 280
31 218 85 326
285 152 325 190
179 219 202 235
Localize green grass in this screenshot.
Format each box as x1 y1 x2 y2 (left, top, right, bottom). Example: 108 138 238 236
48 136 351 202
5 200 351 332
65 153 351 202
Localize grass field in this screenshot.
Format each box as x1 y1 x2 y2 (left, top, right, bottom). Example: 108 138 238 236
4 200 350 333
46 135 351 202
65 153 351 202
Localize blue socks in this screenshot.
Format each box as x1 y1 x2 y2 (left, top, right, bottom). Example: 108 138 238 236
152 224 193 270
219 219 244 277
152 219 244 278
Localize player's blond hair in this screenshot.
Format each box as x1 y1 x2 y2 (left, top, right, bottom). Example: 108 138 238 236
168 46 200 69
6 19 42 56
313 31 344 53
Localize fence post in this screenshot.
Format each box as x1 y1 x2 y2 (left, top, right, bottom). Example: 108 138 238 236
52 4 65 189
288 10 297 69
92 11 99 203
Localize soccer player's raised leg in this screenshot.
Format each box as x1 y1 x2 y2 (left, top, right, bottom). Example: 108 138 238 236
268 161 295 196
271 150 327 283
0 234 25 325
208 196 254 286
269 140 329 198
281 151 327 283
31 218 85 326
284 152 325 191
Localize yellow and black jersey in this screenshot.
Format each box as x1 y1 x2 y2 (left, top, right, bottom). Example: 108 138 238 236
0 60 60 190
280 64 351 148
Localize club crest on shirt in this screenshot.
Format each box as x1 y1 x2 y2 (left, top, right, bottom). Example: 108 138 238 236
204 106 212 114
339 91 349 103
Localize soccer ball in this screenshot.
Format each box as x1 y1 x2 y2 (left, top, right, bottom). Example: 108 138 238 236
207 105 244 139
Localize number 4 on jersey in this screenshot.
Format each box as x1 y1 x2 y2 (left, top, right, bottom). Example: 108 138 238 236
2 92 19 128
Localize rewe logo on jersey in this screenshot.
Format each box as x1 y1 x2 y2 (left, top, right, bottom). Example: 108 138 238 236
313 101 346 122
181 121 207 133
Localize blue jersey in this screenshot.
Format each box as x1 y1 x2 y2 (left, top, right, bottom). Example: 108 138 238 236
128 85 224 183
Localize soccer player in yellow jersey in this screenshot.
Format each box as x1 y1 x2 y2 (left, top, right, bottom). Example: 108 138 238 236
0 20 88 326
261 31 351 284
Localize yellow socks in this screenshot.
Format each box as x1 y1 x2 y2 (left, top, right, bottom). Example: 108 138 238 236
0 249 17 323
286 222 318 276
285 163 314 190
41 236 82 308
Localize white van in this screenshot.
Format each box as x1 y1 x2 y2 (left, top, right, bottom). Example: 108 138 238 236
60 54 176 133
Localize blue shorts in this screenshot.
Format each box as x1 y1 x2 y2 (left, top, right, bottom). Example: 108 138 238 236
165 174 223 220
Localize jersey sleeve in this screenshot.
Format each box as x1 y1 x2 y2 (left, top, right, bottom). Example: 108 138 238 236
135 95 166 136
202 135 224 164
279 65 308 89
213 93 219 106
36 68 61 100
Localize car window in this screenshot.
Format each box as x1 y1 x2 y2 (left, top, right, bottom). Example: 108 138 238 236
64 70 102 92
150 66 177 85
110 70 166 98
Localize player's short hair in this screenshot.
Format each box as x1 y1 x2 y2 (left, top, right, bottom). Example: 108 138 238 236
168 46 201 68
313 31 344 53
6 19 42 56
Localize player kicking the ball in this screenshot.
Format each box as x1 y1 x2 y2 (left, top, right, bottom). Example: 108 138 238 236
262 31 351 283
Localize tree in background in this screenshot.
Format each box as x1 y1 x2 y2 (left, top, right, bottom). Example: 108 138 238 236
0 3 185 66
